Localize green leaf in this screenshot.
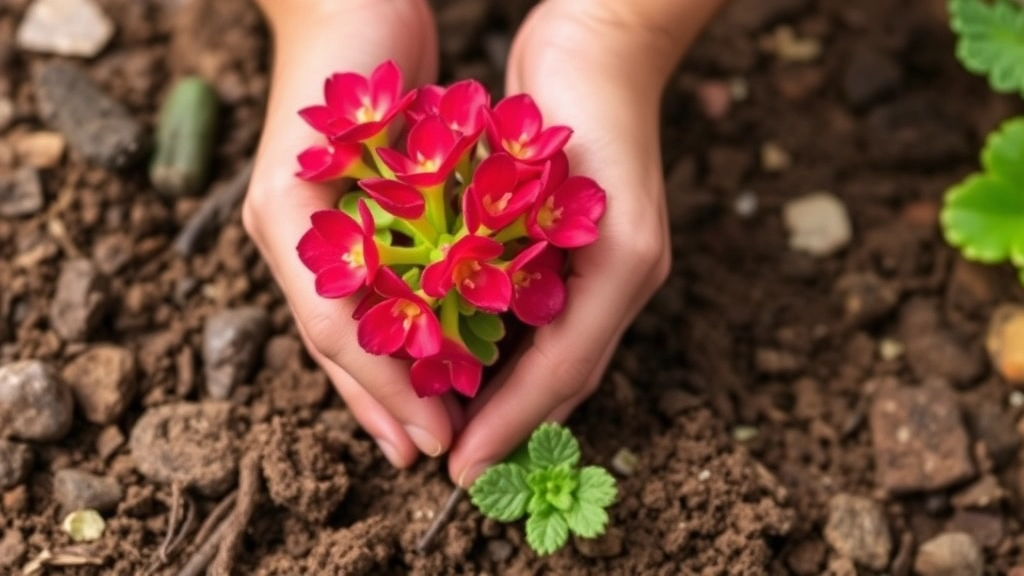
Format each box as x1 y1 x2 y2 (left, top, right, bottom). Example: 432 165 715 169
528 423 580 469
565 500 609 539
506 441 533 471
466 312 506 342
460 319 499 366
526 509 569 556
576 466 618 508
527 466 579 513
338 192 395 228
949 0 1024 94
941 118 1024 267
468 463 531 522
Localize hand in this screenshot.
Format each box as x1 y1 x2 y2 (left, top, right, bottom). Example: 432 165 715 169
243 0 463 467
447 1 685 486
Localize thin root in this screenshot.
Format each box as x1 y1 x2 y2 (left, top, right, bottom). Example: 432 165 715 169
416 487 465 554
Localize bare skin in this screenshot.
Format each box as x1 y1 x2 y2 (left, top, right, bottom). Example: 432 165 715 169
245 0 726 486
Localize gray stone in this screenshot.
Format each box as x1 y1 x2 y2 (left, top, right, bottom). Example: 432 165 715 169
53 469 122 514
914 532 983 576
0 440 32 489
49 258 108 341
203 307 270 400
0 360 73 442
15 0 114 58
823 494 892 570
62 345 135 425
783 192 852 257
33 61 146 169
0 168 44 218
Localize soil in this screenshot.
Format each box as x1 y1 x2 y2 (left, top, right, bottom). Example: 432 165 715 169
1 0 1024 574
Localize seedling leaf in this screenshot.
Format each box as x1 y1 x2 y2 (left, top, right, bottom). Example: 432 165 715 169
468 463 531 522
949 0 1024 94
466 312 506 342
565 500 609 539
528 422 580 469
576 466 618 508
941 118 1024 268
526 509 569 556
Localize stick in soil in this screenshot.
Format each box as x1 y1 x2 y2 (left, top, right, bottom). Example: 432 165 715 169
173 490 237 576
209 450 261 576
145 483 197 575
416 487 465 554
172 159 253 256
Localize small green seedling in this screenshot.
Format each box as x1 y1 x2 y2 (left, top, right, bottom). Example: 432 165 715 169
469 423 618 556
942 0 1024 284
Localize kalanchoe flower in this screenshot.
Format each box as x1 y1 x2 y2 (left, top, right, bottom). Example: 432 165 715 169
464 153 544 233
508 242 566 326
408 80 490 137
410 338 483 397
358 178 425 219
528 175 606 249
487 94 573 163
357 268 442 359
297 202 379 298
298 60 414 142
422 235 512 313
377 116 473 187
295 142 369 183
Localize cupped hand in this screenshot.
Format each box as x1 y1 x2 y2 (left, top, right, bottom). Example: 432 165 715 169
243 0 461 468
447 1 683 486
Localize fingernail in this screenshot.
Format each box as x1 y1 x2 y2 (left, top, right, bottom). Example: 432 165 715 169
457 463 489 489
375 437 403 467
404 425 442 457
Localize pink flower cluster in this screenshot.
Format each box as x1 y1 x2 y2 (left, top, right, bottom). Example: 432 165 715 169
295 61 606 398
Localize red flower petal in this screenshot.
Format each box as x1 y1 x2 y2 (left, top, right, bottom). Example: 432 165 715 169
298 105 334 134
325 72 369 119
473 153 518 192
296 228 340 273
420 259 451 298
375 146 418 176
493 94 542 140
370 60 402 111
512 267 565 326
359 178 425 219
558 176 607 222
526 125 572 162
407 116 459 166
450 356 482 397
410 356 451 397
449 234 504 263
408 84 444 123
357 300 409 356
440 79 489 135
314 264 367 298
458 263 512 313
295 144 362 182
372 267 416 300
545 215 600 248
406 310 442 358
309 210 363 246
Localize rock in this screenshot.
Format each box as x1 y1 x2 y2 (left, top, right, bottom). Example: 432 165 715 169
0 167 44 217
129 402 240 496
761 26 822 62
913 532 983 576
15 0 114 58
53 469 122 514
49 258 108 341
203 307 270 400
824 557 857 576
260 418 348 524
91 232 133 275
0 529 26 569
823 493 892 570
0 440 32 489
0 98 13 133
843 47 903 108
869 383 976 493
900 299 985 387
965 402 1020 469
834 272 900 327
986 305 1024 385
783 192 852 257
95 425 125 461
760 141 791 172
611 448 638 476
12 131 65 168
573 526 624 558
62 345 135 425
951 475 1006 509
33 61 146 169
946 509 1003 549
486 538 514 563
0 360 73 442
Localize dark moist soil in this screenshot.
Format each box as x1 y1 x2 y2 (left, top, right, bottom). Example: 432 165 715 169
2 0 1024 574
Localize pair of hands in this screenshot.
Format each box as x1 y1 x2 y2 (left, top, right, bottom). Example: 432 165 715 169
244 0 696 487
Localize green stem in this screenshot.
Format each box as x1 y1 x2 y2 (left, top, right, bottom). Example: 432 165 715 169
440 292 461 339
492 217 527 244
377 242 432 266
389 216 437 247
366 131 395 180
424 183 447 235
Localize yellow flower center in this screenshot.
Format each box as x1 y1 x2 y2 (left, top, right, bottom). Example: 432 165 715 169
453 260 482 290
393 300 421 330
483 192 513 216
342 246 365 267
504 136 530 159
536 197 562 229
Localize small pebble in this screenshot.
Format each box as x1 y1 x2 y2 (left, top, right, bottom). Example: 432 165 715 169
15 0 114 58
698 469 711 482
53 469 123 514
0 360 73 442
12 131 65 168
49 258 108 341
824 493 892 571
62 509 105 542
0 167 44 218
0 440 32 489
783 192 852 257
95 425 125 461
914 532 983 576
761 26 822 62
62 345 136 425
733 190 759 219
610 448 638 476
732 425 759 443
573 527 624 558
695 80 733 120
203 307 271 400
1010 391 1024 408
986 305 1024 385
760 141 791 172
487 538 514 563
878 338 904 361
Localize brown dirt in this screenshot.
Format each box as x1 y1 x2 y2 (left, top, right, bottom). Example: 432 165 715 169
2 0 1024 574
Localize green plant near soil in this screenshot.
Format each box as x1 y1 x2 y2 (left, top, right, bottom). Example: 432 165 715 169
942 0 1024 284
469 423 618 556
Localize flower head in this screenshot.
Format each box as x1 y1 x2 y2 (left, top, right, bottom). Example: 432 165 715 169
358 178 425 220
357 268 442 358
422 235 511 313
487 94 573 163
410 338 483 397
298 60 413 142
463 153 544 233
297 202 379 298
295 142 367 182
508 242 566 326
528 175 606 248
408 79 490 138
377 116 473 188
